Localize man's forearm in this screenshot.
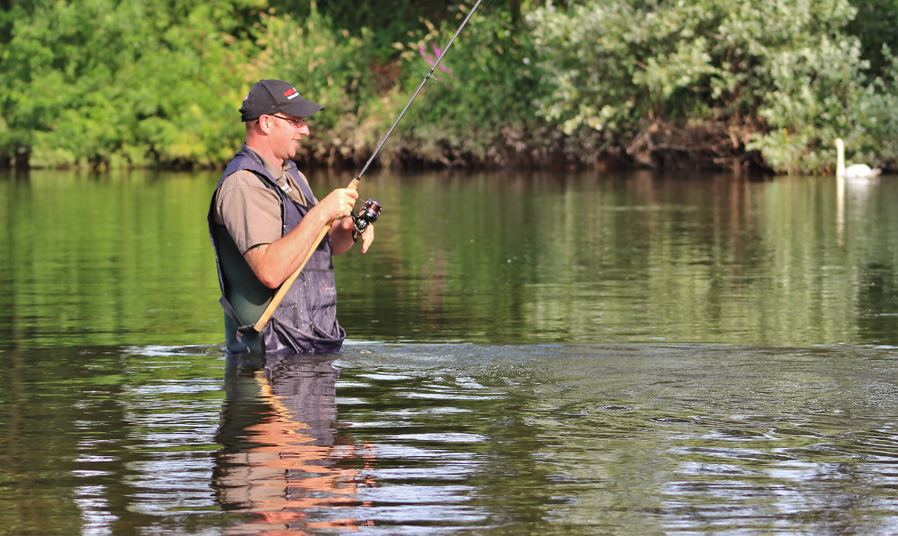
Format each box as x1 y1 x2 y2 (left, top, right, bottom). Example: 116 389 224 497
244 206 331 288
330 219 356 256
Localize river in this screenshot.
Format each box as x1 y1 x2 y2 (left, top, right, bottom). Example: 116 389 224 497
1 169 897 535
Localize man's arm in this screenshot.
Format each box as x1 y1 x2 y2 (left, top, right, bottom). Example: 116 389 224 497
244 188 359 289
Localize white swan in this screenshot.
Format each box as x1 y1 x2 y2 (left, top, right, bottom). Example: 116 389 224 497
836 138 881 178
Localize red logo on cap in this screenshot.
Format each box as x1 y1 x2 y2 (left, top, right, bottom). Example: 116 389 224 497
284 88 297 97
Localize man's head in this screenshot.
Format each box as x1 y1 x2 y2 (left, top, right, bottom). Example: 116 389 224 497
239 79 324 122
241 80 322 165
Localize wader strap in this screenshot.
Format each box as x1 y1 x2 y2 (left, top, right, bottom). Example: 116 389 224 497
219 295 258 336
219 295 242 325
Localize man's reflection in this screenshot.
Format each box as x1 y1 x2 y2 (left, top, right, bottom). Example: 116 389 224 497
214 354 373 534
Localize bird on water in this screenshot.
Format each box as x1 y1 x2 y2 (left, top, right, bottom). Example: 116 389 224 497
835 138 881 178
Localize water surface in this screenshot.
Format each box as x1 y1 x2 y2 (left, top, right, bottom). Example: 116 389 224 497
1 169 897 535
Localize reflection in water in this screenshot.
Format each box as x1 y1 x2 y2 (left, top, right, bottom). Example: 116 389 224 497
214 354 373 534
836 174 845 245
5 344 898 535
5 169 898 347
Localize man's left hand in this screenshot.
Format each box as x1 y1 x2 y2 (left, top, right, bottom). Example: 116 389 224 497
359 224 374 254
334 217 374 255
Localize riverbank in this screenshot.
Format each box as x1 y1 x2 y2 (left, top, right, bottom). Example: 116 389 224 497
2 0 897 175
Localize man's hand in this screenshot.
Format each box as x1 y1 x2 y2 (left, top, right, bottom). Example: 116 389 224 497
317 188 359 221
331 216 374 255
358 222 374 254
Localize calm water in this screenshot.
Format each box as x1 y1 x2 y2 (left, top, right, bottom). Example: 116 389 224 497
1 169 898 535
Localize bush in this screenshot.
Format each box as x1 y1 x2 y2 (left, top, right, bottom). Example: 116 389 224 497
527 0 898 173
383 2 550 168
5 0 898 173
0 0 261 168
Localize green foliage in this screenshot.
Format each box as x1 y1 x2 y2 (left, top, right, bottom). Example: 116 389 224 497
528 0 898 172
4 0 898 172
0 0 554 170
846 0 898 79
0 0 262 167
270 0 457 63
385 2 548 167
239 6 374 163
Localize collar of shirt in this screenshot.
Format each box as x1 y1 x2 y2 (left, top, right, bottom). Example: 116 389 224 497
244 146 308 205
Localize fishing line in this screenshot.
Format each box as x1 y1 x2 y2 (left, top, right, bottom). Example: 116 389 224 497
364 0 491 181
376 76 438 179
376 22 471 178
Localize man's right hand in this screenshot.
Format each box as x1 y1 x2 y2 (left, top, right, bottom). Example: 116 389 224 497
317 188 359 221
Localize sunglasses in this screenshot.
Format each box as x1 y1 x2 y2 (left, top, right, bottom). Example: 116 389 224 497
269 115 307 128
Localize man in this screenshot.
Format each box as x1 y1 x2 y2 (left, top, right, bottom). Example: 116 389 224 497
208 79 374 355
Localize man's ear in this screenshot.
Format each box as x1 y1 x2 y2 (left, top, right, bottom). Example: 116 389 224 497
256 116 272 134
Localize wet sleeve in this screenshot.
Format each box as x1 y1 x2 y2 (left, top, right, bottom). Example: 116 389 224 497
215 171 283 255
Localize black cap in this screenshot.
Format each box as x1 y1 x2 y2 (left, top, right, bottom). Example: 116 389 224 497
239 79 324 122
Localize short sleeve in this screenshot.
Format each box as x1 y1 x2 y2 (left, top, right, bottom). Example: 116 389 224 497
214 170 283 254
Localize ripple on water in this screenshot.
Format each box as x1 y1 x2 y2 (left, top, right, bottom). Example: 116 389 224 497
5 343 898 535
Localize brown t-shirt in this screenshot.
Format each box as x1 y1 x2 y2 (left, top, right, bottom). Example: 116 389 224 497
213 148 317 255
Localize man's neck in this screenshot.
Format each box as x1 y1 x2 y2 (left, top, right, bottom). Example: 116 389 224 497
244 145 287 178
245 141 283 168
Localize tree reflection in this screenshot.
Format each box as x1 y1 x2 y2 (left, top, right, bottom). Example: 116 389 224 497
213 354 373 534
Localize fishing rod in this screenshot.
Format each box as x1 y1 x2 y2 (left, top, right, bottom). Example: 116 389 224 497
252 0 485 333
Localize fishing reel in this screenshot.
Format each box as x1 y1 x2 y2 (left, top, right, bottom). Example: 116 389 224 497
351 198 382 242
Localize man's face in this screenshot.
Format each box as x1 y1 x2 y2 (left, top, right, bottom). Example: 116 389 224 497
265 113 310 161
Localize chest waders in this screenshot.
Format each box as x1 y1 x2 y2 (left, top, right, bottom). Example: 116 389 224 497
208 145 346 355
